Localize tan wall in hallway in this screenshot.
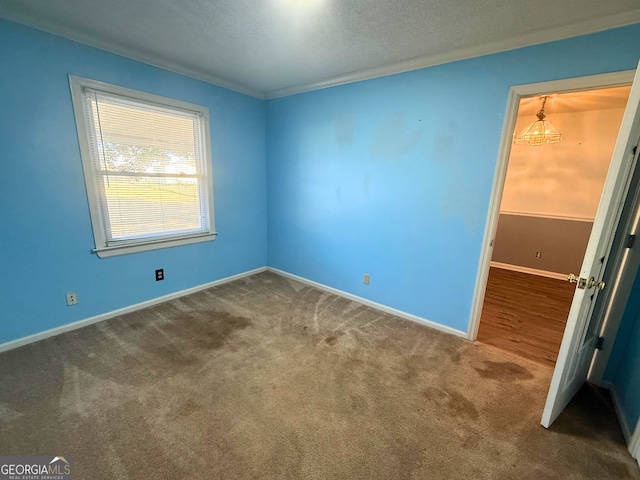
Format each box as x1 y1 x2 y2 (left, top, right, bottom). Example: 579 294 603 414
502 107 625 221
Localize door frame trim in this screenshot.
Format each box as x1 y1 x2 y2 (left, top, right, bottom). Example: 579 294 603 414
467 70 636 342
588 147 640 385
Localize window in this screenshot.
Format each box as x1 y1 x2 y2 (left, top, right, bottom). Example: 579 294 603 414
69 76 216 258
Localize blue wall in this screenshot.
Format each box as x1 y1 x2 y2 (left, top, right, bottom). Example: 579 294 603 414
2 17 640 346
0 19 267 345
605 268 640 432
266 25 640 333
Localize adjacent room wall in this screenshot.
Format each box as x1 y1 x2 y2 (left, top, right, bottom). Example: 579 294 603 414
266 24 640 333
0 19 268 346
492 106 626 275
492 214 592 275
503 108 626 219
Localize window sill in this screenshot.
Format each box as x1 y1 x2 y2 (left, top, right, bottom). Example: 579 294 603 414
93 232 218 258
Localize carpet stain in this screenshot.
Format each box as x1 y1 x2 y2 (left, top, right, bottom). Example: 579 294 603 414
393 354 432 383
50 309 253 386
167 310 252 350
324 331 345 346
443 346 462 364
422 387 480 421
350 394 367 413
446 391 480 421
147 344 200 366
174 398 204 418
474 360 534 381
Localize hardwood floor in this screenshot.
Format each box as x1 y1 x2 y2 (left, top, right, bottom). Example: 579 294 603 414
477 267 577 367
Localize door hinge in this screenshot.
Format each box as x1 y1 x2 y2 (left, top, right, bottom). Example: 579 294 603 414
628 234 636 249
596 336 605 350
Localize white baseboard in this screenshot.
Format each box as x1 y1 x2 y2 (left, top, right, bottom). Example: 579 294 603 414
606 381 640 461
604 381 633 444
490 261 568 281
630 417 640 464
0 266 267 354
499 210 594 222
601 380 613 389
267 267 468 339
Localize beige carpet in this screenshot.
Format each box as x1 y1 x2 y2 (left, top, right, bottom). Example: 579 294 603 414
0 271 637 479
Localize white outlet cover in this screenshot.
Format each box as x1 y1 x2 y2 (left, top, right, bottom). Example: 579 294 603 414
66 292 78 305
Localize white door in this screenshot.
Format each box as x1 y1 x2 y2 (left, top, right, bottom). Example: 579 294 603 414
541 62 640 428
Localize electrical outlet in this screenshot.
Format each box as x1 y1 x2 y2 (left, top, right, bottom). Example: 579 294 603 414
66 292 78 306
155 269 164 281
363 274 370 285
536 251 542 258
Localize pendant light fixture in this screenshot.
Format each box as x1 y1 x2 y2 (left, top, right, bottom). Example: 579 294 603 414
513 96 562 146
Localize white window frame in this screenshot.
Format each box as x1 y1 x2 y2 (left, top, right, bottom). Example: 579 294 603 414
69 75 216 258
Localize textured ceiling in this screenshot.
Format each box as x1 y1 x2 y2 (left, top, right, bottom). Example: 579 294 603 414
1 0 640 98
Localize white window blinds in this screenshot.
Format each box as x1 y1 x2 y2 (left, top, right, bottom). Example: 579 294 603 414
70 76 215 257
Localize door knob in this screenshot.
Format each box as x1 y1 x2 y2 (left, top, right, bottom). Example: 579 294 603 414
588 277 606 290
567 274 587 289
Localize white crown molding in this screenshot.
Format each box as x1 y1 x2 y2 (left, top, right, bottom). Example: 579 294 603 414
265 10 640 99
0 267 267 354
0 10 266 99
2 8 639 100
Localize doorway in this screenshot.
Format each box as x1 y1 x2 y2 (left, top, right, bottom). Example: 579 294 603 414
476 87 632 367
468 66 640 452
